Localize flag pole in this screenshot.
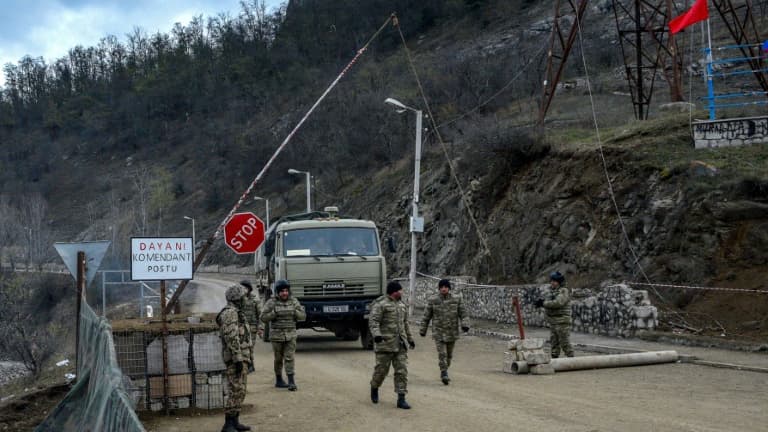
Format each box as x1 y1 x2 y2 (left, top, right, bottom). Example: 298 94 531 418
705 17 715 119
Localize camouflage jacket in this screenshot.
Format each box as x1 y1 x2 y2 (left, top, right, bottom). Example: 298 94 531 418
242 293 262 329
543 285 572 325
419 292 469 342
216 303 253 364
261 296 306 341
369 295 413 353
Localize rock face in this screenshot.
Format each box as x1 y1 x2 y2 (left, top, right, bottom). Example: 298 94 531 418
411 278 657 338
0 361 29 387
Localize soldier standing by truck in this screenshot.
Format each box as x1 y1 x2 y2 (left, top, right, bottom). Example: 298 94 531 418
216 285 253 432
261 279 306 391
419 279 470 385
369 281 415 409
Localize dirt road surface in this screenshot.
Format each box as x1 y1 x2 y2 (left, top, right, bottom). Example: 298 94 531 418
142 329 768 432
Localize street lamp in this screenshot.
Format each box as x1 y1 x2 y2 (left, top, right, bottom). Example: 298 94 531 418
183 216 195 262
253 196 270 232
384 97 424 317
288 168 312 212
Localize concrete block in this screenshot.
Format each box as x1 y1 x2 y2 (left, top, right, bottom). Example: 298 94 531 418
149 374 192 398
193 332 226 372
147 334 190 375
529 363 555 375
150 401 163 412
521 349 551 365
516 338 545 350
502 351 516 374
195 373 208 385
175 397 190 409
208 374 222 385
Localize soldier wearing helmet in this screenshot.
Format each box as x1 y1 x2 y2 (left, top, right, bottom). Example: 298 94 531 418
261 279 306 391
240 280 263 373
534 271 574 358
216 284 254 432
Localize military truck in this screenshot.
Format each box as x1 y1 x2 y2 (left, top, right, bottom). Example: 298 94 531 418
255 208 387 349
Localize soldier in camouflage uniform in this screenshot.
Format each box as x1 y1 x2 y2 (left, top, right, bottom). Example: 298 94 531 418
216 285 253 432
419 279 470 385
535 271 574 358
260 279 305 391
369 281 415 409
239 280 262 373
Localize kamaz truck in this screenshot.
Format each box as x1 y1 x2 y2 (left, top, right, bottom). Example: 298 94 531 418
255 208 386 349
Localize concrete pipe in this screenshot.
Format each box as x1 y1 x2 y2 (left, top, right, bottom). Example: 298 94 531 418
550 350 678 372
511 361 529 375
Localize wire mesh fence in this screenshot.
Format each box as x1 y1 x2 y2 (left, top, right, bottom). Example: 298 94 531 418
112 316 229 412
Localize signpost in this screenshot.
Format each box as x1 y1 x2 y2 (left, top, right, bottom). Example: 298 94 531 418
224 212 265 255
54 240 111 379
130 237 194 281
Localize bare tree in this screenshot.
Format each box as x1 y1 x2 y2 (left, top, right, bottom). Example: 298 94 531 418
0 275 59 376
0 196 21 271
132 166 152 236
20 193 51 270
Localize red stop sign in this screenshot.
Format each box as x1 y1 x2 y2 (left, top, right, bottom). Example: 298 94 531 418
224 212 265 254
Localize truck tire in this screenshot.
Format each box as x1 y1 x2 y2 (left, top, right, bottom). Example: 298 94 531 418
360 325 373 350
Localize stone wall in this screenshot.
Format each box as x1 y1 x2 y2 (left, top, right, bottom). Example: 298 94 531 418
693 116 768 149
409 277 657 338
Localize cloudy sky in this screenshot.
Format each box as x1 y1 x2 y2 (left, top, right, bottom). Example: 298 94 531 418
0 0 282 87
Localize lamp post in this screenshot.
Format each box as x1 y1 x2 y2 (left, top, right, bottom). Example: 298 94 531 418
384 97 423 316
288 168 312 212
253 196 270 231
183 216 195 262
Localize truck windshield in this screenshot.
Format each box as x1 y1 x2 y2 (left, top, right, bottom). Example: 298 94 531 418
283 227 379 257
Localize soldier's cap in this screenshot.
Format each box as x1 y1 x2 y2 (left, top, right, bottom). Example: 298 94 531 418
226 285 246 302
438 279 451 289
549 271 565 284
240 280 253 290
275 279 291 292
386 281 403 294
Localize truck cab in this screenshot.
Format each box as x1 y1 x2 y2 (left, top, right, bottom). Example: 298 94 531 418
257 209 386 349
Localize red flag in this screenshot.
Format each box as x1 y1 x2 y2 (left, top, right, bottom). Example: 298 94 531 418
670 0 709 34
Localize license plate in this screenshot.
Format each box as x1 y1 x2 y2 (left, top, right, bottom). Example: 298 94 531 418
323 282 345 289
323 305 349 313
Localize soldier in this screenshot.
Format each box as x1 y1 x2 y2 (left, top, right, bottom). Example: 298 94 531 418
419 278 470 385
369 281 415 409
261 279 305 391
534 271 574 358
216 285 253 432
240 280 262 373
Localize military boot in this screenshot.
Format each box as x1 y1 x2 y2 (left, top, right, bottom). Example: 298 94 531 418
441 371 450 385
370 387 379 404
396 393 411 409
221 414 238 432
275 374 289 388
287 374 297 391
233 413 251 431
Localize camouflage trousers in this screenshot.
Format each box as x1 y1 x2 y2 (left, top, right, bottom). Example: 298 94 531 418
272 338 297 375
224 362 248 415
370 350 408 394
549 323 574 358
435 340 456 372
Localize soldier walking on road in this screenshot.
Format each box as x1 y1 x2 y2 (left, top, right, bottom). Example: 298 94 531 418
240 280 262 373
369 281 415 409
216 285 253 432
419 279 470 385
261 279 305 391
534 271 574 358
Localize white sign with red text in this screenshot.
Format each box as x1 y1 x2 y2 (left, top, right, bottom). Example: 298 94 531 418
131 237 193 281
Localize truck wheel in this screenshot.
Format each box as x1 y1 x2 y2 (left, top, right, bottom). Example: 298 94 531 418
360 326 373 350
